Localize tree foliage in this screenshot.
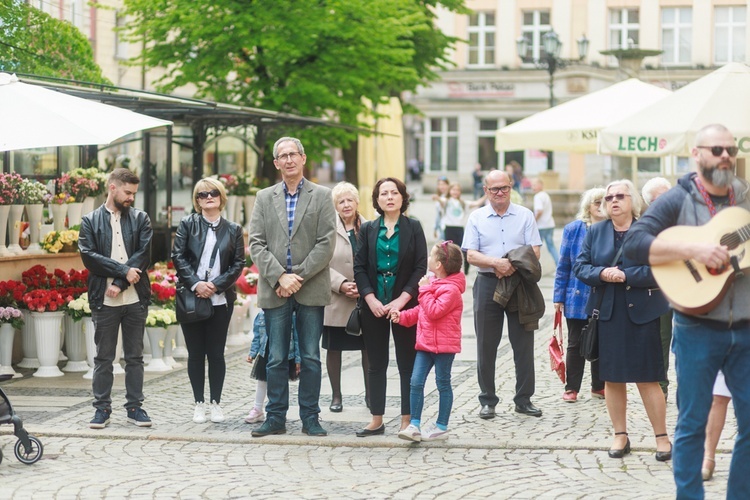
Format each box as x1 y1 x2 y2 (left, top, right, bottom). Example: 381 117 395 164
119 0 467 156
0 1 109 83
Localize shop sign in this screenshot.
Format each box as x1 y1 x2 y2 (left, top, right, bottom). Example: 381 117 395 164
447 81 515 98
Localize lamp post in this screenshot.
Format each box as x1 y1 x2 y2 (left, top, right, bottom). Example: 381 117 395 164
516 30 589 170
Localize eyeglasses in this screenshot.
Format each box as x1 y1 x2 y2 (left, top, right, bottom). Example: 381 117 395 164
486 185 512 195
603 193 630 203
275 151 301 162
196 189 221 200
696 145 739 157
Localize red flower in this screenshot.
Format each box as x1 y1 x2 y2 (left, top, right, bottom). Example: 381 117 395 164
22 289 66 313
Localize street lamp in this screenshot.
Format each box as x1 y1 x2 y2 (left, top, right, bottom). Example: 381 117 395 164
516 30 589 169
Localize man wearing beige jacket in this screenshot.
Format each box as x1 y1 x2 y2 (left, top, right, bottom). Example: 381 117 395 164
249 137 336 437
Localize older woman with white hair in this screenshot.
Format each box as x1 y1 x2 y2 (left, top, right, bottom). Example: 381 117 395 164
322 182 370 412
641 177 672 206
574 179 672 462
553 187 606 403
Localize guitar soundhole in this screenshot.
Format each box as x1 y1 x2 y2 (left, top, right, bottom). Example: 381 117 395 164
720 233 740 250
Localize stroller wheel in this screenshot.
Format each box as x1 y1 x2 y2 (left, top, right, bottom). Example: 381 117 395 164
0 447 3 465
14 436 43 465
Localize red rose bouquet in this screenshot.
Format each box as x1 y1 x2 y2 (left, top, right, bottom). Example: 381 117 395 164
150 282 176 308
22 289 66 312
0 280 27 307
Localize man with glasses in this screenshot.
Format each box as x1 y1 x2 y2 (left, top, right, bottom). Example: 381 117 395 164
624 124 750 498
462 169 543 420
249 137 336 437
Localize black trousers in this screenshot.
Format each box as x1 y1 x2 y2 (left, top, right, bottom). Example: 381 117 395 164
360 305 416 416
181 304 232 404
565 317 604 393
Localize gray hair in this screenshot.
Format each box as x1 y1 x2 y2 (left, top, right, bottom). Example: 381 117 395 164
600 179 642 219
272 137 305 159
641 177 672 205
576 187 606 224
331 181 360 205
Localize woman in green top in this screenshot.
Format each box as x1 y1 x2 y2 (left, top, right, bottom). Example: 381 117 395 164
353 177 427 437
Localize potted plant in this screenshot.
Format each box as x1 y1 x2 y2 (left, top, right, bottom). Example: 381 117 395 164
0 305 24 378
0 172 23 256
62 291 91 373
22 288 66 378
40 229 80 254
145 308 178 372
18 179 52 254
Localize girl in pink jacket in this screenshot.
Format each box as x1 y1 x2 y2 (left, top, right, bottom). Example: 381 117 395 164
391 241 466 442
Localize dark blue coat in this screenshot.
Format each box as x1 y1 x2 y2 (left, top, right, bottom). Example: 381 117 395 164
573 219 668 324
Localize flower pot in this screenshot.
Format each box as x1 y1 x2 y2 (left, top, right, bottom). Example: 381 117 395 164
17 309 39 369
82 316 95 380
67 202 84 228
172 324 188 359
82 196 96 217
25 204 45 254
31 311 65 377
164 324 182 368
243 195 256 231
0 205 11 257
62 314 88 372
144 327 172 372
0 323 22 378
7 204 25 255
50 204 68 232
225 195 238 223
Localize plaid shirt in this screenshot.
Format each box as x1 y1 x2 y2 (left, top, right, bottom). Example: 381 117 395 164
553 219 592 320
283 178 304 272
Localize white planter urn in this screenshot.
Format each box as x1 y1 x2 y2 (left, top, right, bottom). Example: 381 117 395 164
172 324 188 359
81 196 96 217
0 205 12 256
7 204 25 254
82 316 95 380
62 314 89 372
225 195 238 223
243 195 256 231
18 309 39 368
144 327 172 372
164 325 182 368
67 202 84 228
31 311 65 377
50 204 68 232
25 204 45 254
0 323 22 378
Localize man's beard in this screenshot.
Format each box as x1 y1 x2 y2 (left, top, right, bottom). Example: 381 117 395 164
700 163 735 188
114 198 131 213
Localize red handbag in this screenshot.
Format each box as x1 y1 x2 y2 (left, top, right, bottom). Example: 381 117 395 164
548 310 566 384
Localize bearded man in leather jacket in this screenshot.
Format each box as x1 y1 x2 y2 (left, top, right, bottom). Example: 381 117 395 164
78 168 153 429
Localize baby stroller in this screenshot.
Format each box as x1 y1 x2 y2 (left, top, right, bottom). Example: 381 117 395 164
0 374 43 465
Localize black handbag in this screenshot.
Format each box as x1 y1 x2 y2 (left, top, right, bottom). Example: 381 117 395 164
580 246 624 362
175 226 223 324
345 301 362 336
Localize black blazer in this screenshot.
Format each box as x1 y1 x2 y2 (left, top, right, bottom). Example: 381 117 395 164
573 219 669 324
353 215 427 309
171 213 246 306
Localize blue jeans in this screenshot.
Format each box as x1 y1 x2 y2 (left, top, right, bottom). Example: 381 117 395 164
538 228 559 266
263 298 323 422
410 351 455 427
672 312 750 500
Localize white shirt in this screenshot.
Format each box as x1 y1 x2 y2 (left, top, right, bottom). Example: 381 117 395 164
192 217 227 306
533 191 555 230
441 198 466 227
103 207 139 307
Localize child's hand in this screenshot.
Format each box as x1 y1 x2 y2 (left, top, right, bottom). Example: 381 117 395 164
246 355 254 364
418 274 431 286
295 363 301 377
390 310 401 324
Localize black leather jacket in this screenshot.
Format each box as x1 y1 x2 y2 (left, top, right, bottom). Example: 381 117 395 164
78 205 153 310
171 213 246 306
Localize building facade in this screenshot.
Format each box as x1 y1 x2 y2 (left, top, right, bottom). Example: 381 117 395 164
404 0 749 191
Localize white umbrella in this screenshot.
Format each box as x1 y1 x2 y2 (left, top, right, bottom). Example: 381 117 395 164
495 79 671 153
599 63 750 157
0 73 172 152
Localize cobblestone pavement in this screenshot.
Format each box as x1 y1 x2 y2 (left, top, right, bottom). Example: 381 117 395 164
0 191 735 498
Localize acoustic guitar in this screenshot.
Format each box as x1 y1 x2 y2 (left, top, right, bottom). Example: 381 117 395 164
651 206 750 315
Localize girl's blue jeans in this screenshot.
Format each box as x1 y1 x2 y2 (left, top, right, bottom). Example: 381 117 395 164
410 351 455 427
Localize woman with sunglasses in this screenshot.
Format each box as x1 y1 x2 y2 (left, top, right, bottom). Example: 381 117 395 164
574 179 672 462
172 178 246 424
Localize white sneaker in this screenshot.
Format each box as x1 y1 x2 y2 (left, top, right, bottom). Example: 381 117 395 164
397 424 422 442
193 402 206 423
244 407 265 424
210 400 225 423
421 423 449 441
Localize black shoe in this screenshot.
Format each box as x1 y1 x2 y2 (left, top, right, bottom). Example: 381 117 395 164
479 405 496 419
356 424 385 437
127 407 152 427
251 419 287 437
514 403 542 417
302 417 328 436
89 408 111 429
329 402 343 413
655 434 672 462
608 432 631 459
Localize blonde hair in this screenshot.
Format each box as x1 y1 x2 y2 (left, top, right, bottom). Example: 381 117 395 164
576 187 606 224
192 177 227 213
331 182 359 205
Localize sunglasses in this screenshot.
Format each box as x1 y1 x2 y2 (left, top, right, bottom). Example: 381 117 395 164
603 193 630 203
197 189 221 200
696 145 739 157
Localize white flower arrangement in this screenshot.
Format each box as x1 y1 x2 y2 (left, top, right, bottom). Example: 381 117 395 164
66 293 92 321
146 308 178 328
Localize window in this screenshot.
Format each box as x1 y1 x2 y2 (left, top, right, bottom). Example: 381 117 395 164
609 8 639 49
519 10 551 62
715 6 746 63
477 119 499 171
70 0 85 29
115 12 128 60
662 8 692 64
427 118 458 172
468 12 496 67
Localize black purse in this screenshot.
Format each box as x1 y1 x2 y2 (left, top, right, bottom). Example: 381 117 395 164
345 300 362 336
175 226 223 324
580 246 624 362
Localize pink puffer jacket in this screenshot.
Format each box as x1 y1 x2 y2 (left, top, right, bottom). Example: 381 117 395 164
398 271 466 354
